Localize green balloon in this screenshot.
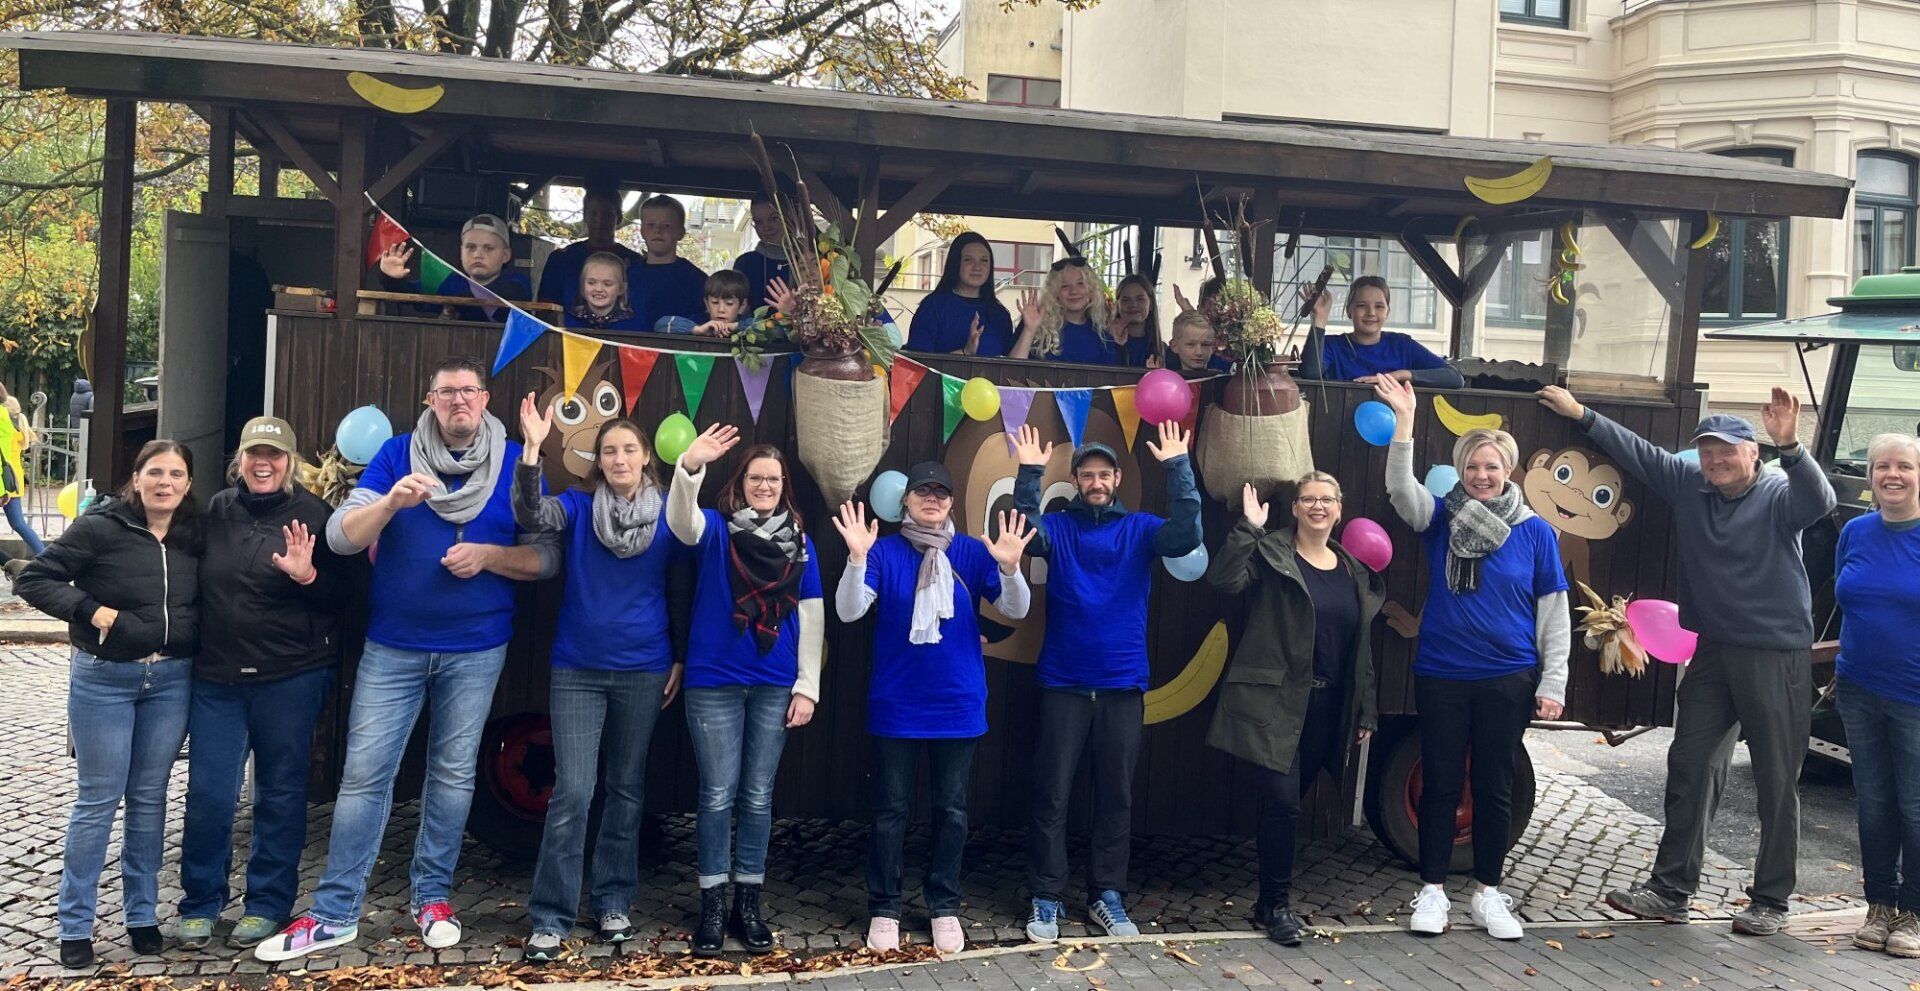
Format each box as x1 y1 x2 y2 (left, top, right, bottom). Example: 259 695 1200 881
655 412 697 466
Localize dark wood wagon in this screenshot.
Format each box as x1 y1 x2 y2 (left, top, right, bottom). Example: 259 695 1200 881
5 31 1851 866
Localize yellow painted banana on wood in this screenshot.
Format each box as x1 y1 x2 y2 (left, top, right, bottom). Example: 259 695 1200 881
347 72 446 114
1143 622 1230 724
1464 156 1555 205
1432 395 1504 437
1689 214 1722 250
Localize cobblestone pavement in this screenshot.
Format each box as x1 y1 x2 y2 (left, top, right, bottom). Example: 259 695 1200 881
0 644 1855 981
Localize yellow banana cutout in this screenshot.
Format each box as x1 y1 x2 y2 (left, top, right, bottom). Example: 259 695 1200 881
347 72 447 114
1432 395 1505 437
1464 156 1555 206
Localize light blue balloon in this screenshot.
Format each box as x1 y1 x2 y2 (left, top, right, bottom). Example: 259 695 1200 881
870 470 908 523
1354 401 1397 447
336 405 394 465
1676 448 1701 464
1423 464 1460 499
1162 543 1209 582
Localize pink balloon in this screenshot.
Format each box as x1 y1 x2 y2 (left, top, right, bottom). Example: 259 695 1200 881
1136 368 1192 425
1625 598 1698 664
1341 518 1394 573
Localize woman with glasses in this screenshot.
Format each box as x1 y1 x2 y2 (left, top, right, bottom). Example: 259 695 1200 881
1205 473 1384 946
907 232 1016 356
667 424 823 958
831 461 1034 954
1011 257 1121 365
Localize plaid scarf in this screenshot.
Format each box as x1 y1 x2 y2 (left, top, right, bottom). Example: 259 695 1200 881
726 507 807 654
1442 481 1527 593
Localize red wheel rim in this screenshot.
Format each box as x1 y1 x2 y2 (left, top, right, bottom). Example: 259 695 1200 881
483 714 555 820
1405 754 1475 846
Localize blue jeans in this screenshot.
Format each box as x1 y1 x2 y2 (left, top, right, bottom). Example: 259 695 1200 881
306 642 508 927
867 736 977 919
1837 676 1920 911
3 497 44 555
178 668 334 924
61 651 191 940
527 667 671 936
684 684 790 886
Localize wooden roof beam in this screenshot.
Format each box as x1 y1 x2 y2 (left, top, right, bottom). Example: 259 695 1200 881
367 124 469 203
242 107 341 205
1600 209 1687 312
1397 231 1466 308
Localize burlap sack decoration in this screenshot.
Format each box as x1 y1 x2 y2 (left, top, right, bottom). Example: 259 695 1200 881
1195 402 1314 504
794 369 888 507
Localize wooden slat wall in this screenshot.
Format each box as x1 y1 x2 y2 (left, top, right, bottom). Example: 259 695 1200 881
275 314 1696 835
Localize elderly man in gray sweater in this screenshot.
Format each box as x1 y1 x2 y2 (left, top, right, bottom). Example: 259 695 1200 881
1538 385 1836 936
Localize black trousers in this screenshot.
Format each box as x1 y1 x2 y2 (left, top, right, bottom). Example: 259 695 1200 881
866 735 979 919
1414 669 1537 886
1244 687 1344 908
1028 687 1144 903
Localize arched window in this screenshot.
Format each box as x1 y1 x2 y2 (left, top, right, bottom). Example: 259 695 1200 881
1703 148 1791 321
1856 151 1917 279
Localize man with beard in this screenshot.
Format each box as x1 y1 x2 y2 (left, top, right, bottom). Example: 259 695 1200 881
1010 420 1200 943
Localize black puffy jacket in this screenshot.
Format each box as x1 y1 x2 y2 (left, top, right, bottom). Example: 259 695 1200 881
15 496 199 661
194 486 353 684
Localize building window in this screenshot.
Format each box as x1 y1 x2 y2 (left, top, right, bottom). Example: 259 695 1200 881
986 75 1061 108
1703 149 1791 322
1280 236 1440 331
1856 152 1917 279
990 240 1053 287
1499 0 1569 28
1484 232 1551 329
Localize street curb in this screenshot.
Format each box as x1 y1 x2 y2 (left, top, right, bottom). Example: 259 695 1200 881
0 621 66 645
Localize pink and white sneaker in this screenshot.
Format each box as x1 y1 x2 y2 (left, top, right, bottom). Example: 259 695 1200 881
931 915 965 954
253 916 359 962
416 901 462 949
866 916 900 951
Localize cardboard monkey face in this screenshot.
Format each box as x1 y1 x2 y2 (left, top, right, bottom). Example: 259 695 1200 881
1522 446 1634 541
534 360 623 488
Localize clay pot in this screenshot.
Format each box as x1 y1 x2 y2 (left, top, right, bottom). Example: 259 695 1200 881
1219 361 1302 416
797 345 872 382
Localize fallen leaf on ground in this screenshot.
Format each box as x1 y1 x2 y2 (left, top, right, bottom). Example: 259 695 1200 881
1544 939 1564 950
1166 949 1201 967
1524 966 1539 976
1576 930 1615 939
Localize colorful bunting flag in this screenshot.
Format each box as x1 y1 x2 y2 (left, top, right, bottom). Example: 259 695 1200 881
737 357 775 424
1111 386 1142 451
366 213 408 268
618 347 661 414
419 251 456 294
560 333 602 399
888 356 929 425
675 353 716 417
999 388 1036 456
942 374 966 442
1055 390 1092 449
493 310 547 375
466 276 505 321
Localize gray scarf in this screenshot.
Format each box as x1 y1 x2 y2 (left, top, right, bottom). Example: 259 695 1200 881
409 409 507 526
900 519 957 644
1442 481 1529 593
593 481 663 558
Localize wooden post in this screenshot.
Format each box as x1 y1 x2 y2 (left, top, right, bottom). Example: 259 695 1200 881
204 106 234 219
332 112 372 337
1667 217 1709 396
259 153 281 198
89 99 136 487
1248 188 1280 292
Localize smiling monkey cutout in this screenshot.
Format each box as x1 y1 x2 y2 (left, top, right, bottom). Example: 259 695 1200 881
1520 446 1634 589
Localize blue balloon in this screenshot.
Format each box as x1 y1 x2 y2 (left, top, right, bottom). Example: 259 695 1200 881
1676 448 1701 464
1162 543 1209 582
1354 401 1397 447
870 470 908 523
1423 464 1460 499
336 405 394 465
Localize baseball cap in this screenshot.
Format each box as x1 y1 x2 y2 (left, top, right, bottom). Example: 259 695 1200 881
1691 414 1757 446
237 415 297 455
461 213 512 247
1070 442 1120 472
904 461 954 494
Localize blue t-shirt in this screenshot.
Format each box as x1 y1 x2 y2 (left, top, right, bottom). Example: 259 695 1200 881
1048 320 1123 366
392 270 531 324
1836 514 1920 707
732 249 793 313
359 434 526 653
1413 498 1567 682
536 241 644 309
1321 331 1450 380
1036 510 1167 690
549 489 682 672
860 535 1002 738
632 257 709 329
1118 331 1156 369
685 508 823 688
908 291 1015 357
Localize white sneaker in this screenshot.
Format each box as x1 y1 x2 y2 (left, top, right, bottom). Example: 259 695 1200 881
1470 887 1524 940
1409 885 1451 935
866 916 901 952
416 901 462 949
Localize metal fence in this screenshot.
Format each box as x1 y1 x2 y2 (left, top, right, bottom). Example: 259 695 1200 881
10 392 85 544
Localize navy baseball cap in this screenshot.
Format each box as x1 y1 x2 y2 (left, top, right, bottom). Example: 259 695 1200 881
1070 443 1121 472
904 461 954 494
1691 414 1757 445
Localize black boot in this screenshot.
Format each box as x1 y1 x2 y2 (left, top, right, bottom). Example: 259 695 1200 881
693 885 728 957
59 939 93 969
128 925 165 955
729 883 774 954
1251 900 1273 928
1265 907 1305 947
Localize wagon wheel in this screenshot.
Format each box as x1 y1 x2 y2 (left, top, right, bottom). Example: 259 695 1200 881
1363 723 1537 874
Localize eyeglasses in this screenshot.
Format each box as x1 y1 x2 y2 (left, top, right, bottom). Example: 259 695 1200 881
746 474 785 487
1294 496 1340 506
1050 256 1090 272
430 386 486 402
910 485 952 500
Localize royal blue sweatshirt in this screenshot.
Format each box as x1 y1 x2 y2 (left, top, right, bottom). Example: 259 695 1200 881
1835 513 1920 706
908 290 1015 357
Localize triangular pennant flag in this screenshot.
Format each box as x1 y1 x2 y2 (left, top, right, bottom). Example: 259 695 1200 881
366 213 408 268
999 388 1036 456
617 347 661 414
942 374 966 442
736 357 775 425
1178 381 1203 434
1055 389 1093 449
560 333 602 399
1111 385 1142 451
492 310 548 375
674 353 717 417
888 356 929 425
419 250 455 295
466 276 505 321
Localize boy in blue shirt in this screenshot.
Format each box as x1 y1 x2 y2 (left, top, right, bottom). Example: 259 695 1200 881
1011 420 1202 943
1298 276 1464 388
631 195 710 332
375 214 531 322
